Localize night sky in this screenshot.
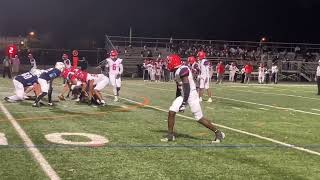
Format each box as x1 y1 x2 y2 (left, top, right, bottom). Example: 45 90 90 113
1 0 320 47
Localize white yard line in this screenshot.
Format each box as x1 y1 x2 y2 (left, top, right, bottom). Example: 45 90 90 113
206 107 215 110
116 95 320 156
231 107 241 110
0 102 60 180
258 107 269 111
311 109 320 112
130 85 320 116
230 89 319 101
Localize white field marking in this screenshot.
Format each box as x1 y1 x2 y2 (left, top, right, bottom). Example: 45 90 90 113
0 102 60 180
114 95 320 156
311 109 320 112
206 107 215 110
231 107 241 110
0 133 8 145
229 89 319 101
258 107 269 111
45 133 109 146
129 85 320 117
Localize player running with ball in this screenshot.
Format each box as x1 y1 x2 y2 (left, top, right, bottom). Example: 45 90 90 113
161 54 225 143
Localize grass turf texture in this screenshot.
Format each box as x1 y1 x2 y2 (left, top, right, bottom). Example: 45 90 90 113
0 78 319 180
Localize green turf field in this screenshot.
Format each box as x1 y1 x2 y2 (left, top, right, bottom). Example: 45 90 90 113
0 78 320 180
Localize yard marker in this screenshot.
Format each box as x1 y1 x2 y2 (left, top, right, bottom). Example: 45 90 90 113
0 102 60 180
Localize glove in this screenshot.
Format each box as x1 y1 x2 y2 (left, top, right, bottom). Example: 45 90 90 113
179 102 187 112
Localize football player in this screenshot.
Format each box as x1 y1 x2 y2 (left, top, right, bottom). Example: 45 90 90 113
4 69 43 102
161 54 225 143
198 51 213 102
187 56 200 93
33 62 65 107
105 50 123 102
86 73 109 105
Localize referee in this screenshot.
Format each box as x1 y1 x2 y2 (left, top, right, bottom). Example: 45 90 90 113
316 60 320 95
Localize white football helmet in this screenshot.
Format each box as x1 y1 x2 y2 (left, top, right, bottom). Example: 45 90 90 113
55 62 66 72
30 69 43 77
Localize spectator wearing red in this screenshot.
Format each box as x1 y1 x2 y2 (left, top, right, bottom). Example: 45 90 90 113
244 62 253 84
216 61 225 84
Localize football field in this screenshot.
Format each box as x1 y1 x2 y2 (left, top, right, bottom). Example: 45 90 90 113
0 78 320 180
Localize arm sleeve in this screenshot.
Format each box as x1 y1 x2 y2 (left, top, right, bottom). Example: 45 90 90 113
182 82 190 103
119 63 124 74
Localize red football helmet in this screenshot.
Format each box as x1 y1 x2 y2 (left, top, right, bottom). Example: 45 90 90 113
110 50 118 59
167 54 182 72
187 56 196 65
197 51 206 60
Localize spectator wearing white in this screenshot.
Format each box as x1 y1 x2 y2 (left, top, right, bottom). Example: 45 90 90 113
271 63 279 84
62 54 71 69
258 63 266 84
11 55 20 75
315 60 320 95
228 62 239 82
147 61 153 81
28 54 37 70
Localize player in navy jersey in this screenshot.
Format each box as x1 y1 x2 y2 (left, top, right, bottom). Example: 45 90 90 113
4 69 43 102
33 62 65 107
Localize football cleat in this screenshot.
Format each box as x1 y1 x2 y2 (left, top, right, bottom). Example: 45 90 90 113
48 102 54 106
114 96 119 102
212 131 225 143
100 100 106 106
32 102 41 107
4 97 17 103
207 98 213 103
58 95 65 101
160 134 176 142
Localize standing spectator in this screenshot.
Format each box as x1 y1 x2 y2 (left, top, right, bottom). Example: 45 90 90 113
258 63 266 84
28 54 37 70
3 56 12 78
240 66 245 83
143 60 149 81
216 61 225 84
150 62 156 82
244 62 253 84
208 62 214 82
11 55 20 75
271 63 279 84
315 60 320 95
228 62 239 82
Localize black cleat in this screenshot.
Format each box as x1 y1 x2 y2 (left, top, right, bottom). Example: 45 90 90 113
160 134 176 142
212 131 225 143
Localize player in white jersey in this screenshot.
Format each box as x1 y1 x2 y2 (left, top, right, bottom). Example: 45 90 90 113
188 56 200 92
161 54 225 143
258 63 266 84
228 62 239 82
105 50 123 102
197 51 212 103
87 73 109 105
